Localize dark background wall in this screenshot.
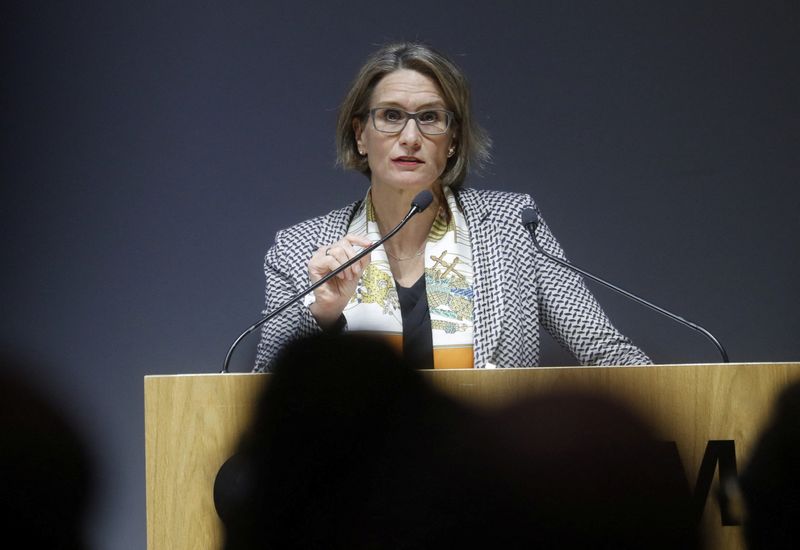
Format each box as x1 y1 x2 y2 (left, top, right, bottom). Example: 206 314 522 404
3 2 798 549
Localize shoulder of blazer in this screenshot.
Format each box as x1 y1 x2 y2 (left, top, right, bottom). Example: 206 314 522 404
275 200 362 247
453 187 537 226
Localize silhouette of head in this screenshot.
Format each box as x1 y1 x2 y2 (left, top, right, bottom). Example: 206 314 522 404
222 333 481 549
484 389 700 549
1 353 95 550
739 380 800 550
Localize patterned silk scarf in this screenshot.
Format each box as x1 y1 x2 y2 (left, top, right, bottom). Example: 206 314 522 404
338 186 475 369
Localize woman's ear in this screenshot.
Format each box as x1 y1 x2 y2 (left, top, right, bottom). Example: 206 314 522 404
447 133 458 158
353 118 365 154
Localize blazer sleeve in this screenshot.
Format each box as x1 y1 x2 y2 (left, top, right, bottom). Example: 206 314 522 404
532 206 652 366
253 229 324 372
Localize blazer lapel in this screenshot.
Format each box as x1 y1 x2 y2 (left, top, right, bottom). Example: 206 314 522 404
455 189 506 368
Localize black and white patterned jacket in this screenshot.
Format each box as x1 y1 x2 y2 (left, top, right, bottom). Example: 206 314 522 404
254 187 651 372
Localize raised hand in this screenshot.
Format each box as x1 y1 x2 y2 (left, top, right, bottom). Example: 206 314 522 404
307 234 372 328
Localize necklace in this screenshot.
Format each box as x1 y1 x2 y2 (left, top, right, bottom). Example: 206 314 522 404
385 245 425 261
380 205 440 261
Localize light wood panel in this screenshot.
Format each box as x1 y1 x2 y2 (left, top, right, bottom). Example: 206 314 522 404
144 373 266 550
145 362 800 550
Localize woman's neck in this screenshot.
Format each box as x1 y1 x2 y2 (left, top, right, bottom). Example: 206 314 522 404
371 184 445 256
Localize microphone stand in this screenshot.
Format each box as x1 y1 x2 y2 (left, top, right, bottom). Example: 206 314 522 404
522 210 729 363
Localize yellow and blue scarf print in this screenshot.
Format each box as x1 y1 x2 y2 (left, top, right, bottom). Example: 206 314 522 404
340 186 474 369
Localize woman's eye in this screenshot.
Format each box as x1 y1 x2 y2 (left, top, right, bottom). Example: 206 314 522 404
382 109 404 122
419 111 440 123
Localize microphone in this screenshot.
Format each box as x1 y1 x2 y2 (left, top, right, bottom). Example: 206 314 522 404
520 207 729 363
221 190 435 373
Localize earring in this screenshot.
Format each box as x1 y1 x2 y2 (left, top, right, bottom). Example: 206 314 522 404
358 149 366 156
447 147 455 157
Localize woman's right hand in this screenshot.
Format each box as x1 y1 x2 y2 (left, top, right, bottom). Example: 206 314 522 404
307 234 372 329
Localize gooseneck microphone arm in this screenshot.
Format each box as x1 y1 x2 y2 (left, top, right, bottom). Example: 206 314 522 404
521 208 729 363
221 190 435 373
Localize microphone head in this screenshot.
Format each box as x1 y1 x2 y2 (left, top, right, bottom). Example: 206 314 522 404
521 207 540 229
411 190 434 213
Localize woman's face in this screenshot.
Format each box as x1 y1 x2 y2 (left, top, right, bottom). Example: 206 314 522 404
354 69 454 195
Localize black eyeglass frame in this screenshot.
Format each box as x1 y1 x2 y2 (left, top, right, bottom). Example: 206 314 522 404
368 107 455 135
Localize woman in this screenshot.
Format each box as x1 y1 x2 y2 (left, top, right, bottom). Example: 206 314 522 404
254 42 650 372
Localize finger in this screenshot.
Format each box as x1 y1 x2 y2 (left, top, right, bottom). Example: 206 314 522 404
343 233 373 251
310 245 336 269
309 257 340 283
324 245 356 280
349 239 372 274
312 244 338 265
336 240 365 280
316 236 371 281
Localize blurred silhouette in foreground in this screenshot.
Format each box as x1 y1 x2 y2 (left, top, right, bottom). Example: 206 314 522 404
484 389 699 549
222 333 699 549
1 353 95 550
738 379 800 550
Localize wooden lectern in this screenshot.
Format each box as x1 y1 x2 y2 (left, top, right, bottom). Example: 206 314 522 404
145 362 800 550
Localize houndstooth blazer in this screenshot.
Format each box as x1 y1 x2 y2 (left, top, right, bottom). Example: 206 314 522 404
254 187 651 372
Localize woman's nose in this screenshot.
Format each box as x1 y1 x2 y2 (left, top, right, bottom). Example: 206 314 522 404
399 118 422 148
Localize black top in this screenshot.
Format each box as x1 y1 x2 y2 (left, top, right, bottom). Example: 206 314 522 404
396 275 434 370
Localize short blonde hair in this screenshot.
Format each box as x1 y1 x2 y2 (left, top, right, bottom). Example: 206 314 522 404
336 42 491 189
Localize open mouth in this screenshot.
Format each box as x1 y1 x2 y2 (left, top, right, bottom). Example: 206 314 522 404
392 156 424 165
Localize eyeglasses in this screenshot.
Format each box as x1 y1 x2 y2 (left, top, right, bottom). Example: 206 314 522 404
369 107 454 135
